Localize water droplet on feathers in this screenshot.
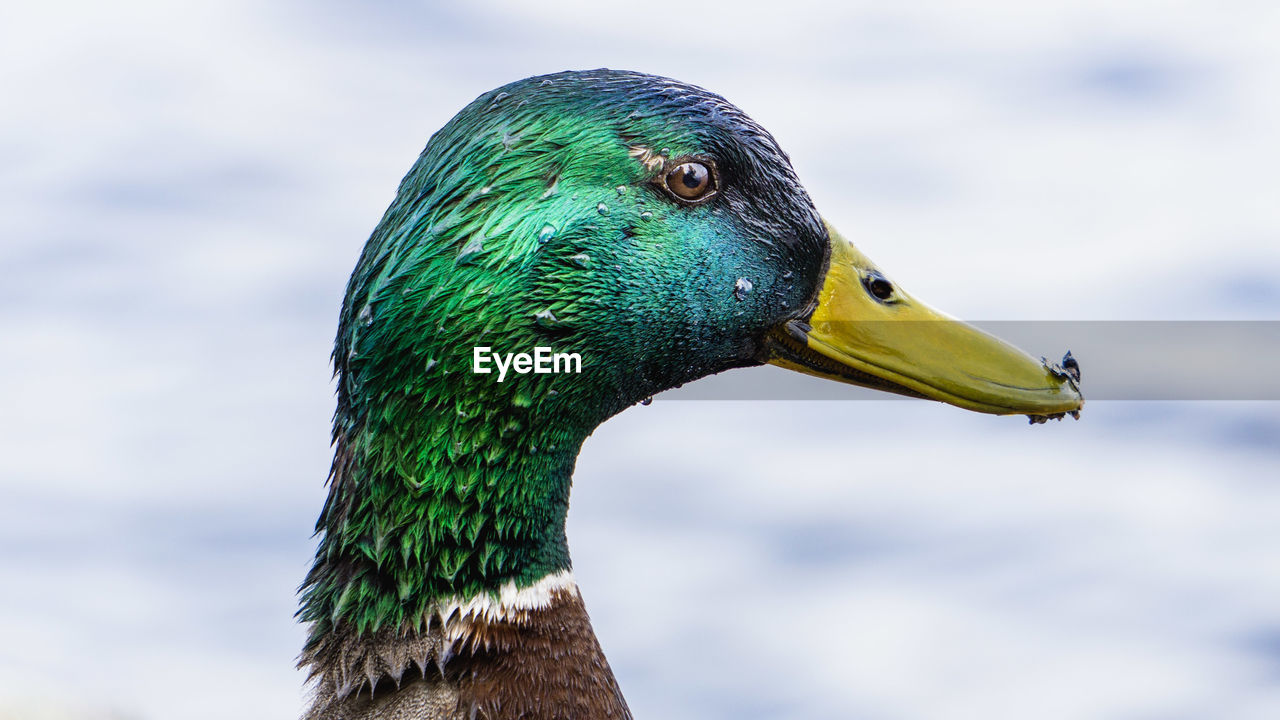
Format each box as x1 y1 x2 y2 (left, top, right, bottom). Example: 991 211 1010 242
456 236 484 265
615 185 628 195
639 211 653 221
640 396 653 406
359 304 373 326
597 203 610 216
733 278 754 301
534 309 559 328
570 253 591 268
538 224 557 243
486 92 509 111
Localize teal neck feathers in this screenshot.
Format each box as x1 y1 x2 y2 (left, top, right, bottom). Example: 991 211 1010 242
298 69 828 716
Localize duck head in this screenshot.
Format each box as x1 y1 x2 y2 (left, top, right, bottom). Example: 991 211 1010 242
301 68 1082 713
336 70 1081 434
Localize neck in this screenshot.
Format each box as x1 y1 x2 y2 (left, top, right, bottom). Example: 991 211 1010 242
299 393 632 716
300 411 583 632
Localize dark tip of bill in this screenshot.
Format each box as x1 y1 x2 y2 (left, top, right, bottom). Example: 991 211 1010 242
1061 350 1081 382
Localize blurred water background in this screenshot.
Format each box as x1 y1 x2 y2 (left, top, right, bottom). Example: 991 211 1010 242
2 1 1279 718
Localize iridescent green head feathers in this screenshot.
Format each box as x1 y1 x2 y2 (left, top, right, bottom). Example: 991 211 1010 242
299 69 829 647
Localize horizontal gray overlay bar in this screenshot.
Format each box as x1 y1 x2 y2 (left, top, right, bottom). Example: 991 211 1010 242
658 321 1280 401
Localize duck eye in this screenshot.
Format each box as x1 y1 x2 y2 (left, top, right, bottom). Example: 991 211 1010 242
663 161 716 203
863 273 895 302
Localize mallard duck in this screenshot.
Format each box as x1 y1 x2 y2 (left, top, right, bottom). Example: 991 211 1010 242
298 68 1083 720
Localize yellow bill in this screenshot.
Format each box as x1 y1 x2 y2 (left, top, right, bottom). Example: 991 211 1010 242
768 221 1083 420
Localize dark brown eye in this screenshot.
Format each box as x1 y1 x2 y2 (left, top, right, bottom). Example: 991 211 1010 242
663 161 716 203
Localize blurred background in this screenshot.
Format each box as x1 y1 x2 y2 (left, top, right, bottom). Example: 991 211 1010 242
2 1 1279 718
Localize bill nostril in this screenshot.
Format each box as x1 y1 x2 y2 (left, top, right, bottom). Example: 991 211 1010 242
863 272 894 302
